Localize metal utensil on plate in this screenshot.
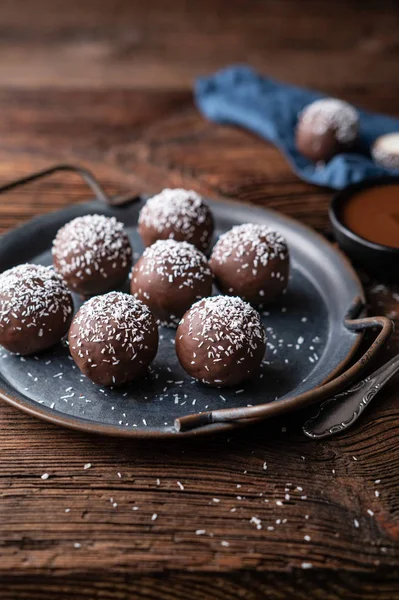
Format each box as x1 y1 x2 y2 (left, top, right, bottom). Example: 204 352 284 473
302 351 399 439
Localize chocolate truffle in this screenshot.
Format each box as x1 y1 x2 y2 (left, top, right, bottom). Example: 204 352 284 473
138 188 214 253
176 296 266 387
68 292 158 386
371 133 399 170
131 239 213 327
0 263 73 355
296 98 359 163
52 214 132 296
210 223 289 305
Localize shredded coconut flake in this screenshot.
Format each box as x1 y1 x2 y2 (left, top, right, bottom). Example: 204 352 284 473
70 291 154 352
211 223 288 270
52 214 131 284
134 239 211 285
250 516 262 530
183 296 266 355
139 188 212 248
372 133 399 170
0 264 72 336
300 98 358 143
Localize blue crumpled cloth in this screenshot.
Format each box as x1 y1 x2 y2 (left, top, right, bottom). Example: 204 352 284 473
195 65 399 189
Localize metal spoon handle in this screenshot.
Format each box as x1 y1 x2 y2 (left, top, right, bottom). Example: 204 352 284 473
302 353 399 439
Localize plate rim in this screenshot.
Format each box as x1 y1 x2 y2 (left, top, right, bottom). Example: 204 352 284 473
0 197 365 438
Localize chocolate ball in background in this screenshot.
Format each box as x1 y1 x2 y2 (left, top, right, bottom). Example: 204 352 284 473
52 214 132 297
371 133 399 170
0 263 73 355
296 98 359 163
176 296 266 388
131 239 213 327
68 292 158 387
210 223 289 305
138 188 214 253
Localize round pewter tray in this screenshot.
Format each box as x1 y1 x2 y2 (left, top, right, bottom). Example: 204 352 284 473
0 169 371 438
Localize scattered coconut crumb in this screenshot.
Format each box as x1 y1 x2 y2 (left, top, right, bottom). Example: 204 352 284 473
250 516 262 530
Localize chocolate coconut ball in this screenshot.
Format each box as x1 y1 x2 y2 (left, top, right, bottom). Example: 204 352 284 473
68 292 158 386
371 133 399 170
176 296 266 387
0 264 73 355
52 214 132 296
296 98 359 163
138 188 214 253
210 223 289 305
131 239 213 327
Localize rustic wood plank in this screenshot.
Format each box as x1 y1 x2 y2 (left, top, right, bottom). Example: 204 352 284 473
0 0 397 89
2 571 399 600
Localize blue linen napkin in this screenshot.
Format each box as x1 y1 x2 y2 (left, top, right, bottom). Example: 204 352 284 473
195 65 399 189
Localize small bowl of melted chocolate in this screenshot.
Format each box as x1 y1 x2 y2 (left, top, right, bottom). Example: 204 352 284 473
330 177 399 279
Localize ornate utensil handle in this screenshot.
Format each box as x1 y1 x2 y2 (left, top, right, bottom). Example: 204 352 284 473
302 353 399 439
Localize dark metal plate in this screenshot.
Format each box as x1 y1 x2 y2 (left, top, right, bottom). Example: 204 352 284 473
0 198 364 438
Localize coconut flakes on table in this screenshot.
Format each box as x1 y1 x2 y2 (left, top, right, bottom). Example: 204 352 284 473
250 516 262 530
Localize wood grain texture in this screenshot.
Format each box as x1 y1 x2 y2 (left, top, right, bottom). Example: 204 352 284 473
0 0 398 598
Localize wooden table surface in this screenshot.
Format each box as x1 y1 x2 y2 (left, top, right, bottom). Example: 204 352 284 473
1 1 399 598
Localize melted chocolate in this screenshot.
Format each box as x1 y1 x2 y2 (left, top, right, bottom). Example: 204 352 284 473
342 185 399 249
